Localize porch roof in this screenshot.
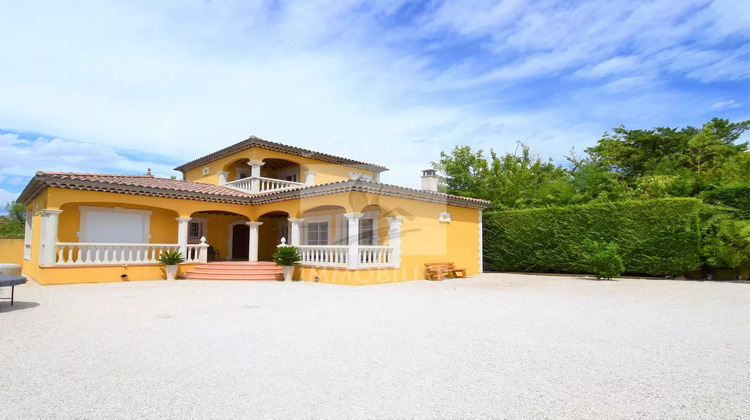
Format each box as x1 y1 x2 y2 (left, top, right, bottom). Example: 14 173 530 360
18 172 255 205
174 136 388 173
19 172 491 210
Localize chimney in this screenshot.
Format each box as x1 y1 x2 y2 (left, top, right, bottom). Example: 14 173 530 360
421 169 438 192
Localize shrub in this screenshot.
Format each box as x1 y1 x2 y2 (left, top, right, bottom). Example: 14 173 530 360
272 246 301 266
700 205 750 269
483 198 702 276
584 241 625 279
158 250 185 265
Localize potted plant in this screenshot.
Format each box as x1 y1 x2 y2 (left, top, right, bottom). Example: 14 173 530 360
272 246 301 281
158 250 185 280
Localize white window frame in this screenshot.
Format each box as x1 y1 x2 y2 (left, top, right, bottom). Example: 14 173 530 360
334 211 379 245
301 215 332 246
188 217 208 244
77 206 152 243
235 167 252 180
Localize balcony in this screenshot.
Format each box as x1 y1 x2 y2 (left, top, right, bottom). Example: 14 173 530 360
224 175 306 195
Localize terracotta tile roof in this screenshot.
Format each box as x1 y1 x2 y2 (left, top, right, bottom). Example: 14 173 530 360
174 136 388 173
250 178 491 209
19 171 255 205
19 172 490 210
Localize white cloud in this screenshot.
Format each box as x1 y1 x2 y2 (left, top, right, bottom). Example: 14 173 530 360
0 0 747 195
0 189 20 214
710 100 742 110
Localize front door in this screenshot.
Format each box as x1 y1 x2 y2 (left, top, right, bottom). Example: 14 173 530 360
232 224 249 260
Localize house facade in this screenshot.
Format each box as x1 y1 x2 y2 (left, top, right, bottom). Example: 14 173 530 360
18 137 489 285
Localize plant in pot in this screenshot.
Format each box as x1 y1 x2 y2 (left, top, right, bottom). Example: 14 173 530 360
272 246 301 281
158 250 185 280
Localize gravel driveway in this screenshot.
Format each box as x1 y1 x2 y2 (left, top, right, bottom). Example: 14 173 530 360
1 274 748 419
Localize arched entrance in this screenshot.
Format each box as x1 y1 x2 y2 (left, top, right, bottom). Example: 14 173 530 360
231 223 250 260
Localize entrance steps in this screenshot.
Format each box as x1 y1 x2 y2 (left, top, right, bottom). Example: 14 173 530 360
184 261 283 281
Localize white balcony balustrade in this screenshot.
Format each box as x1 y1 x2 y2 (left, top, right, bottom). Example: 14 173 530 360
297 245 349 267
55 242 208 265
358 246 393 268
223 176 305 194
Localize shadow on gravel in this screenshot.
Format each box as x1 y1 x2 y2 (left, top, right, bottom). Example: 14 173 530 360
0 301 40 313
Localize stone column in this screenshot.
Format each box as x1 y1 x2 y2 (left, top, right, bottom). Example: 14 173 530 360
246 221 263 262
288 218 304 246
343 213 363 269
40 209 63 266
218 171 229 185
247 160 265 193
386 216 403 269
176 217 192 259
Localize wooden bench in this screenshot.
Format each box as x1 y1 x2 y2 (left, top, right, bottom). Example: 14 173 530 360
424 263 467 281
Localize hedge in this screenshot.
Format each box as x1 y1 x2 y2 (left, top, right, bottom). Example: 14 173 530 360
483 198 702 276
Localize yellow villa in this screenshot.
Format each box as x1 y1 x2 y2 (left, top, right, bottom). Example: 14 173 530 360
18 136 489 285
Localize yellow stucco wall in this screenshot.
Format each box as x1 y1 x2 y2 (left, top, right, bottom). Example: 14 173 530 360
183 147 375 186
0 238 24 266
22 185 482 285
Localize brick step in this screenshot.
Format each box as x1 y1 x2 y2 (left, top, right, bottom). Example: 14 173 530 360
190 265 282 273
185 272 283 281
184 262 283 281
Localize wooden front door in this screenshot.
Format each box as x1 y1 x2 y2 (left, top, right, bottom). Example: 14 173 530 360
232 224 249 260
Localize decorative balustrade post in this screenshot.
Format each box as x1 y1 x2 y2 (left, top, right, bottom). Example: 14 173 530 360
198 236 209 263
343 213 363 269
288 218 304 246
40 209 63 266
247 160 265 193
304 171 316 185
246 221 263 262
386 216 403 269
176 217 191 259
218 171 229 185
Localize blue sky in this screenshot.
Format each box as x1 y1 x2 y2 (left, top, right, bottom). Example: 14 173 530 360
1 0 748 212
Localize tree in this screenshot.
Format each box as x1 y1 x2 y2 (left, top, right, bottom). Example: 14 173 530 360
0 201 26 238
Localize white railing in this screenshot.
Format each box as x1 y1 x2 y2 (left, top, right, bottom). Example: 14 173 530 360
297 245 349 267
55 242 207 265
294 245 395 268
358 246 393 268
224 176 305 194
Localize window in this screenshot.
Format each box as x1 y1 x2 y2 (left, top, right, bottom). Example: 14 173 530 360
359 219 374 245
78 206 152 243
335 212 378 245
188 218 208 244
306 222 329 245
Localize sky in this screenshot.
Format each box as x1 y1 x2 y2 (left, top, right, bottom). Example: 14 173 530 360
1 0 748 212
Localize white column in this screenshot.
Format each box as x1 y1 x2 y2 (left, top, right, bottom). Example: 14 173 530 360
246 221 263 262
343 213 363 269
24 208 33 260
218 171 229 185
40 209 63 266
247 160 265 193
198 236 209 263
288 218 304 246
386 216 403 269
176 217 191 258
304 171 316 185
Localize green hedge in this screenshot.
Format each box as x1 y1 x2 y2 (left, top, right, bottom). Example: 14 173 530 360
483 198 702 276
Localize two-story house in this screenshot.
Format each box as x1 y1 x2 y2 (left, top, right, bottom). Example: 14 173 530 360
18 136 489 285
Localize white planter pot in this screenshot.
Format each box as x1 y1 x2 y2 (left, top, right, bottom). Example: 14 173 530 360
282 266 294 282
165 264 178 280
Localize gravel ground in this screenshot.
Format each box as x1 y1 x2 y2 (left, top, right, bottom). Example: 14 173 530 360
1 274 748 419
